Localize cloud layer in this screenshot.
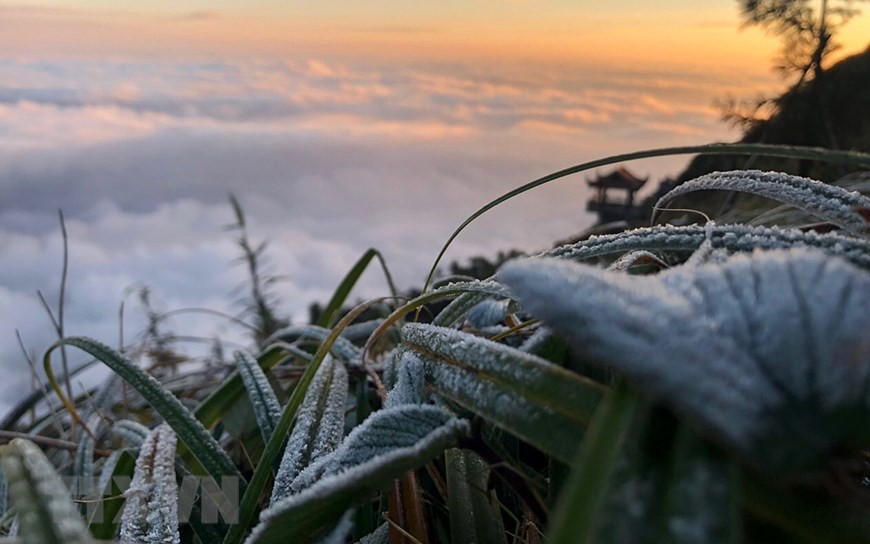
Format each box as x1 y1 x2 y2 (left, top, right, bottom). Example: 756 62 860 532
0 55 769 414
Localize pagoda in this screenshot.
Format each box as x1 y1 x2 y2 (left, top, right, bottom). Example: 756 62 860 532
586 166 649 223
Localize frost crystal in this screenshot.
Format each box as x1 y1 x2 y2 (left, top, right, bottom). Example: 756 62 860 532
271 356 348 504
236 350 282 443
543 223 870 269
384 350 426 408
500 248 870 474
654 170 870 235
119 423 180 544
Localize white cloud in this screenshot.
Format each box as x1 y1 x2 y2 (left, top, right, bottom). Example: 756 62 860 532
0 54 755 415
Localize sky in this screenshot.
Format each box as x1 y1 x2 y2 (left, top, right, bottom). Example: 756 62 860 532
1 1 868 416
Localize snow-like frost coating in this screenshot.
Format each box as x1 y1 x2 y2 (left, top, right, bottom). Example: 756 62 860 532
499 248 870 474
236 350 282 443
543 224 870 269
654 170 870 235
119 423 180 544
270 356 348 505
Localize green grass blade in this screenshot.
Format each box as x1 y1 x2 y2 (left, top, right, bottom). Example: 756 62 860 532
0 359 96 431
235 351 282 444
43 337 245 492
88 449 136 540
547 382 643 544
446 448 507 544
317 248 398 329
0 438 93 544
222 300 385 544
422 143 870 291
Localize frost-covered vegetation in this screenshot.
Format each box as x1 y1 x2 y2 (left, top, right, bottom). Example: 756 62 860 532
1 143 870 544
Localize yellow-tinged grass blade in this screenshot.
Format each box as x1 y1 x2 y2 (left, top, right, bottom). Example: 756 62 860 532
43 337 245 493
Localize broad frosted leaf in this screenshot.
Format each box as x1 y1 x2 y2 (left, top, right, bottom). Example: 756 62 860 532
270 356 348 505
265 325 361 364
248 405 467 543
542 223 870 269
235 350 282 444
119 423 180 544
653 170 870 235
0 438 92 544
500 249 870 474
402 323 603 462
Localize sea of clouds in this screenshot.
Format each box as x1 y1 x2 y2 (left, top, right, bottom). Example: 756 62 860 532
0 55 771 414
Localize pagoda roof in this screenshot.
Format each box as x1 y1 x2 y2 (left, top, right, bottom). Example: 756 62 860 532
587 166 649 191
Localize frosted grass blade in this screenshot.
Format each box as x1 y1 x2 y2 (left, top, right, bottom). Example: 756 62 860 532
402 323 603 462
0 438 92 544
246 405 468 544
423 143 870 292
236 350 282 444
43 337 245 491
543 223 870 269
119 423 180 544
653 170 870 235
270 356 348 504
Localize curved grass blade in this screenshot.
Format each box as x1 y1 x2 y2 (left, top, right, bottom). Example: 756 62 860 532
246 405 468 544
653 170 870 235
547 382 644 544
0 438 92 544
73 431 95 512
43 337 245 491
422 143 870 292
222 300 385 544
446 448 506 544
317 248 398 329
544 223 870 269
119 423 180 544
402 324 604 463
270 356 348 504
0 359 96 431
236 351 282 444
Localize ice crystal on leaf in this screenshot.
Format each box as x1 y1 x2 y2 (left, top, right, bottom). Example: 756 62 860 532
236 350 282 443
499 248 870 474
246 405 467 543
653 170 870 236
119 423 180 544
270 356 348 505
